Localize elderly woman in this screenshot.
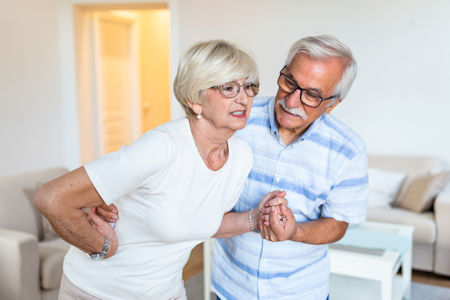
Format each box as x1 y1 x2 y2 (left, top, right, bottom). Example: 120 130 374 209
34 40 285 300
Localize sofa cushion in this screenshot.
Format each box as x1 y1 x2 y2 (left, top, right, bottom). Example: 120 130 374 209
366 207 436 244
368 155 445 206
368 168 406 208
41 215 59 242
38 238 70 290
0 168 67 240
34 182 59 241
0 180 41 238
397 172 450 213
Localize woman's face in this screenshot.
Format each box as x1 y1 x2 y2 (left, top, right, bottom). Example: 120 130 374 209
200 78 254 133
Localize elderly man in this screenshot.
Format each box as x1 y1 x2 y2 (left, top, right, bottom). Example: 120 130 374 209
212 35 368 300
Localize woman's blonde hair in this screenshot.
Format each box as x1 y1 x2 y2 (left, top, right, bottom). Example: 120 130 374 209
173 40 258 118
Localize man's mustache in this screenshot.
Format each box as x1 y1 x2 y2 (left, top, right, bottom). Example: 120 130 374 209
279 98 307 120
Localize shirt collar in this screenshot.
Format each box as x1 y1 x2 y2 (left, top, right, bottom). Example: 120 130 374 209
268 96 324 146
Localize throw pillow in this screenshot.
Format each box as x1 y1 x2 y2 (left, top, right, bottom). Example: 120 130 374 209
42 213 59 241
397 171 450 213
36 183 59 241
368 168 406 208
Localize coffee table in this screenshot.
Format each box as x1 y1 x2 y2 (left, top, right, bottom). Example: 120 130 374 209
329 221 414 300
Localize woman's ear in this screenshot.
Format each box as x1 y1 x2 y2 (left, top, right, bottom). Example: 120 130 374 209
187 100 202 115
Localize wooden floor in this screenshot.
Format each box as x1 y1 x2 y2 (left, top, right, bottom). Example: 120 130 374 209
182 243 204 281
183 243 450 288
411 270 450 288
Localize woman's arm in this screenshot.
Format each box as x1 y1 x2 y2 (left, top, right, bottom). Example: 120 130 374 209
212 211 253 239
34 167 118 258
212 191 287 239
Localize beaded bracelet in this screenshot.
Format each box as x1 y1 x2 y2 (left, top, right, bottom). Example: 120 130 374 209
249 208 259 233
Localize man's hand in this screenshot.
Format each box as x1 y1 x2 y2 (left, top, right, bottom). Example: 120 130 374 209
96 203 119 223
256 190 287 232
260 206 298 242
258 190 299 242
88 207 118 258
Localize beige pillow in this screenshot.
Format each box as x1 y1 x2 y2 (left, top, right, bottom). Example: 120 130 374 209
398 171 450 213
35 183 59 241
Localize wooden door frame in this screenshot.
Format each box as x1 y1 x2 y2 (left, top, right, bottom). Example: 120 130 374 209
65 0 178 166
92 11 141 155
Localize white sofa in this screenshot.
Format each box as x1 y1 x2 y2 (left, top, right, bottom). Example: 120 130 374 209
367 155 450 276
0 167 70 300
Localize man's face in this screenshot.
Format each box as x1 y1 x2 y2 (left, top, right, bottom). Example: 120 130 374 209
274 54 344 139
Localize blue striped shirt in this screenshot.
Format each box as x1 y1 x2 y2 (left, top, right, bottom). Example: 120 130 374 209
212 96 368 300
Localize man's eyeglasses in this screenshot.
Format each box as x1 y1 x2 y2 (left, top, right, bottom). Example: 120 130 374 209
277 66 337 108
211 81 259 98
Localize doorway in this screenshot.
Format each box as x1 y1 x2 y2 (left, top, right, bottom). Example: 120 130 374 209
74 4 170 163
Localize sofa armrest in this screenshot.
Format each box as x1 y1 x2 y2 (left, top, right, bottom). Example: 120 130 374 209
0 228 40 300
434 184 450 276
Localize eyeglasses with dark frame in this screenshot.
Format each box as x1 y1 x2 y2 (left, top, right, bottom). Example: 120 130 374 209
277 65 337 108
211 81 260 98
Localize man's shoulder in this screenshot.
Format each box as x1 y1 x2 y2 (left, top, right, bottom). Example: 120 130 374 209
249 96 273 117
236 96 273 137
251 95 273 109
320 114 366 156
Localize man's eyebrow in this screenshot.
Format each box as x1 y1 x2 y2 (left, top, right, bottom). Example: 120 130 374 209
285 70 324 95
307 88 323 95
284 71 297 82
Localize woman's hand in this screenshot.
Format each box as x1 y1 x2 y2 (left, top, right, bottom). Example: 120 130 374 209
258 190 287 225
96 203 119 223
88 207 118 258
256 190 288 232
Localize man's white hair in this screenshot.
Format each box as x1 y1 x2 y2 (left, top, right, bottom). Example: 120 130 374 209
285 35 357 103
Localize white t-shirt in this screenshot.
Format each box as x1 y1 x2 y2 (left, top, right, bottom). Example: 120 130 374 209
63 118 253 299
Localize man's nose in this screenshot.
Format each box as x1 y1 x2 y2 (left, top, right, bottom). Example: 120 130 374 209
285 89 302 107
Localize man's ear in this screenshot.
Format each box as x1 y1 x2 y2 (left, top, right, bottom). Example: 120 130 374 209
187 100 202 115
325 99 342 114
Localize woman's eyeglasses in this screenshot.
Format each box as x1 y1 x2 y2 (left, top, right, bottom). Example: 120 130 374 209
211 82 259 98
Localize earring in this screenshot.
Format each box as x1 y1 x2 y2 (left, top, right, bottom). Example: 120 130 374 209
196 114 202 119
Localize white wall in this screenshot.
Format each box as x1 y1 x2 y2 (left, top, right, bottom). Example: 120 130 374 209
0 0 62 177
176 0 450 162
0 0 178 177
1 0 449 177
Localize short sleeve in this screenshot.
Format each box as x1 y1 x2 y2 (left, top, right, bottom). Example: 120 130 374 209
321 153 369 224
224 140 253 212
225 179 247 212
84 129 173 204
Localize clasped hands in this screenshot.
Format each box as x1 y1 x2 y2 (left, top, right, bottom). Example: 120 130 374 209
256 190 297 242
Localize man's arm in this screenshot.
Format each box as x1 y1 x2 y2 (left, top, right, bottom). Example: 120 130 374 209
293 217 348 244
33 167 118 257
260 206 348 244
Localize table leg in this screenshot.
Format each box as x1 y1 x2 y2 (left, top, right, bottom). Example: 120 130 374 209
203 239 212 300
402 248 412 299
381 270 393 300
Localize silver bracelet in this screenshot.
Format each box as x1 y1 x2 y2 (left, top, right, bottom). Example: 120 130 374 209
90 237 110 260
249 208 259 233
